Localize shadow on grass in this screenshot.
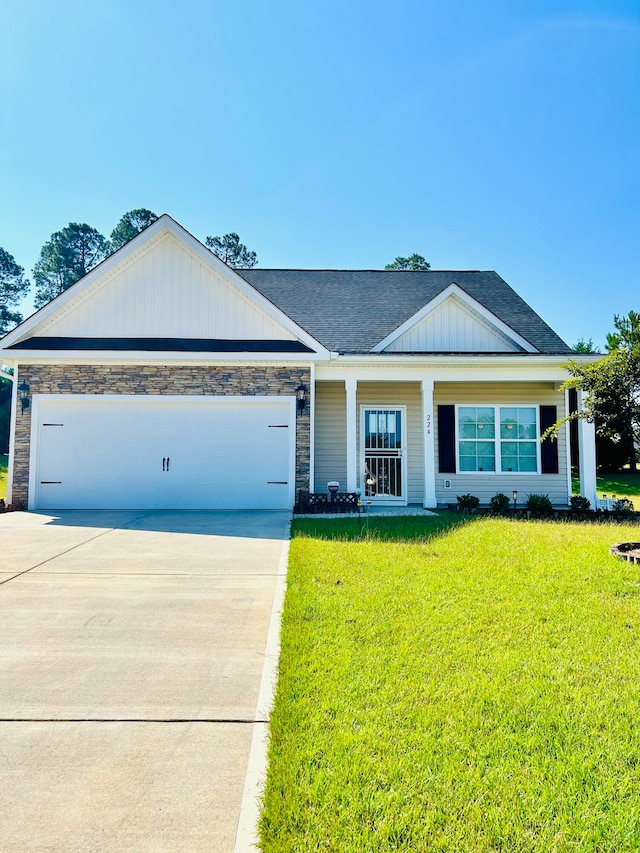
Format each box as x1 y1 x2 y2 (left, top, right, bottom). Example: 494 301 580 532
293 508 640 544
292 510 478 543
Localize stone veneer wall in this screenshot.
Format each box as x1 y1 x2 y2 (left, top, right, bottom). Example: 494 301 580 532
12 364 311 507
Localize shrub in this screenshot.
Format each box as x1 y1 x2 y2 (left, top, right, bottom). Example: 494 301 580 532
526 493 553 515
570 495 591 513
489 492 511 514
457 494 480 512
612 498 635 518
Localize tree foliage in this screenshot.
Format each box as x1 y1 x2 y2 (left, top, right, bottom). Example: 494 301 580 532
0 247 30 335
547 312 640 471
571 338 597 353
33 223 107 308
108 208 158 253
205 232 257 268
385 253 431 271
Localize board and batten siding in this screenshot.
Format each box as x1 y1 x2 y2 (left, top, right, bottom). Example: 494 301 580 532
314 381 424 503
434 382 568 506
384 296 519 352
38 231 296 341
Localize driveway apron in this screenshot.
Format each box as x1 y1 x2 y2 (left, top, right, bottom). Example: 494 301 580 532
0 509 290 852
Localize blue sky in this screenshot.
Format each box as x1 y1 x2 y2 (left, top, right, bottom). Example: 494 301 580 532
1 0 638 350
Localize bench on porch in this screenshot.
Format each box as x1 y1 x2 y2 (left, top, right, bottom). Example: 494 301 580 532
295 491 362 514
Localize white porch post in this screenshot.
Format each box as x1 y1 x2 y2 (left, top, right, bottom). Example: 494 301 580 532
421 378 437 508
564 388 572 504
577 390 597 506
346 379 357 492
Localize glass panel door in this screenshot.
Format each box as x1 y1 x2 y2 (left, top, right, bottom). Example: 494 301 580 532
362 408 405 500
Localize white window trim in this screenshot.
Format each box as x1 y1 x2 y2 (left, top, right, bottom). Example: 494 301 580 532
454 403 542 475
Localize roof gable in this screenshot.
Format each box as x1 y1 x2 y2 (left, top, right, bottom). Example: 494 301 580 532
373 284 537 353
240 269 571 354
1 216 327 355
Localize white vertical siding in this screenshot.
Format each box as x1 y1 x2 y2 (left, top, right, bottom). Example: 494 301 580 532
385 295 519 352
434 382 568 506
40 232 296 341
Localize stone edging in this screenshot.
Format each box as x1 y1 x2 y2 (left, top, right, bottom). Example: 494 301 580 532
610 543 640 564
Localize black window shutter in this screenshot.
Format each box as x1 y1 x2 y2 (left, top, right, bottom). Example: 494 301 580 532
540 405 559 474
438 405 456 473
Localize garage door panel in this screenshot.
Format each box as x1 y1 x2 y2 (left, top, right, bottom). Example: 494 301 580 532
33 397 294 510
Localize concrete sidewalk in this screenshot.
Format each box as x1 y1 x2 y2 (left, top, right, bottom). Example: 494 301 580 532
0 510 290 852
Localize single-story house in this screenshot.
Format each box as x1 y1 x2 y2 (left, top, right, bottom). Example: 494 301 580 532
0 215 597 511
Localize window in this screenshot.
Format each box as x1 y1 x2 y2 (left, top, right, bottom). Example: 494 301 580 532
457 406 539 473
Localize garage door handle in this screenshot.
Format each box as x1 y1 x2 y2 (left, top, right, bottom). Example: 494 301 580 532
162 457 171 472
166 456 170 471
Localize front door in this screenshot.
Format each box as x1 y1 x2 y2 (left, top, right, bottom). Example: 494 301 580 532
361 407 406 502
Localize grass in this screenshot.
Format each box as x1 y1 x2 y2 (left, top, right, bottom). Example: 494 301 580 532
0 454 7 502
261 514 640 852
572 472 640 509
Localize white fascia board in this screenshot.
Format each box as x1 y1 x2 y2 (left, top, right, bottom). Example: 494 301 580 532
0 214 330 357
7 351 328 365
316 354 577 383
370 283 539 353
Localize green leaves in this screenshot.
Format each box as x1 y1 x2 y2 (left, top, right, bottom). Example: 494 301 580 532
384 253 431 270
205 232 257 268
33 222 107 308
107 208 158 253
0 247 29 335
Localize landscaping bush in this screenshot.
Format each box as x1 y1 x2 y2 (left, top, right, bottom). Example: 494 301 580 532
526 493 553 515
489 492 511 514
612 497 635 518
570 495 591 513
457 493 480 512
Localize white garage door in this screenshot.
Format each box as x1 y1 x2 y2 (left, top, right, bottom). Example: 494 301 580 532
31 395 295 510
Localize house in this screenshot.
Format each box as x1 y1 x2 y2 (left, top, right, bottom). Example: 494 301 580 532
0 215 597 511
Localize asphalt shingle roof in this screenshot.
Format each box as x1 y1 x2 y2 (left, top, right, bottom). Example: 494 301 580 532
238 269 571 355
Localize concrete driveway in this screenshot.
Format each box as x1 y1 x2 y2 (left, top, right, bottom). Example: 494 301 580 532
0 509 290 852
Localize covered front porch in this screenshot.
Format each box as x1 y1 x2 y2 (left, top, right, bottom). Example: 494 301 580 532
310 369 597 509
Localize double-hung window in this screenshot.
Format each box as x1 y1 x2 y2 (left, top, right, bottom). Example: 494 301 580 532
457 406 539 473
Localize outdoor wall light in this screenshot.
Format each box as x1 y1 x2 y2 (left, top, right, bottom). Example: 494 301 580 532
18 381 30 415
512 489 518 511
296 383 307 414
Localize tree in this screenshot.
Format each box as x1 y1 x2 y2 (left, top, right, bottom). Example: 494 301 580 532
0 247 29 335
108 208 158 253
205 233 257 268
571 338 597 353
606 310 640 353
385 253 431 271
33 223 107 308
546 312 640 472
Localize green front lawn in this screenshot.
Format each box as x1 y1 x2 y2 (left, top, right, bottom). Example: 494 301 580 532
573 472 640 509
0 454 7 502
261 514 640 852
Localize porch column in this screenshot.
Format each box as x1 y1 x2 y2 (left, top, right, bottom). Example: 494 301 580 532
577 390 597 506
421 379 437 508
346 379 357 492
564 388 572 504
